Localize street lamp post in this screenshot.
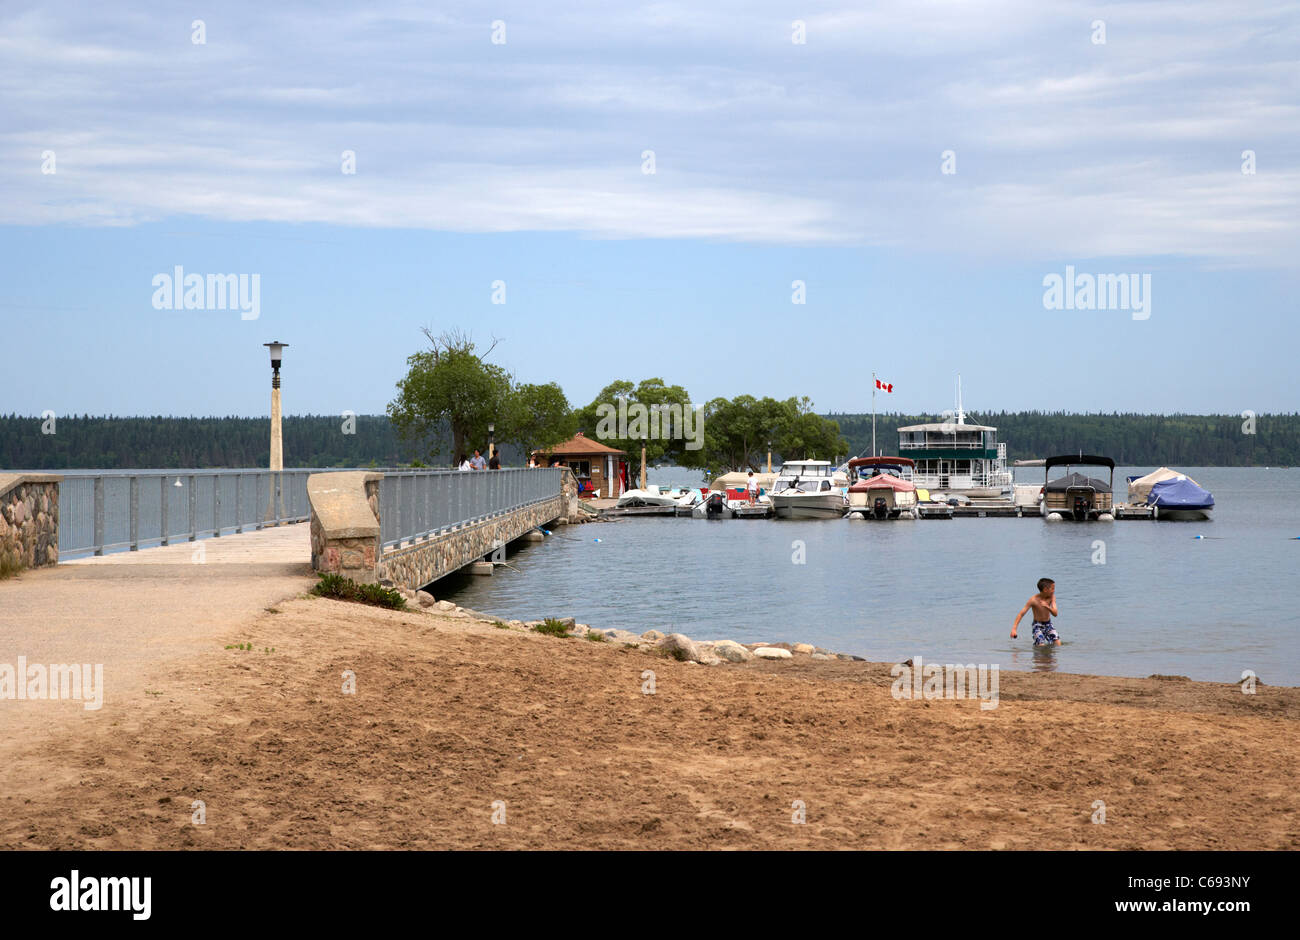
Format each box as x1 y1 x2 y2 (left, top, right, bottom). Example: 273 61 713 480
263 341 288 522
767 440 773 474
488 423 495 461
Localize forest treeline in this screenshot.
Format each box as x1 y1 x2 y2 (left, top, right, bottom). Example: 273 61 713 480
1 411 1296 469
829 411 1298 467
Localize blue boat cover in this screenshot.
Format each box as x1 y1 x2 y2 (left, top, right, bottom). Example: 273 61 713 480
1148 477 1214 509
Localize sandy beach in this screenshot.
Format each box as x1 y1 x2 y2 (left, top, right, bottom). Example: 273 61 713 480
2 589 1296 851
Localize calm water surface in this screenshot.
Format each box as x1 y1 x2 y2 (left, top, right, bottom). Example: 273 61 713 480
440 467 1300 685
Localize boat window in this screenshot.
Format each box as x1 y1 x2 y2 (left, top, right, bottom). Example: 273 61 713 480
820 480 831 491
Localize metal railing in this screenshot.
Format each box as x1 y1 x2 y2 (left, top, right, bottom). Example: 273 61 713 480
57 470 314 557
379 468 563 549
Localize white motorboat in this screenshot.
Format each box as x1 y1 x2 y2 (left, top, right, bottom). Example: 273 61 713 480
615 485 679 508
769 460 848 519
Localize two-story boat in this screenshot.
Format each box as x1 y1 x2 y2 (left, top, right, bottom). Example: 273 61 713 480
895 383 1012 498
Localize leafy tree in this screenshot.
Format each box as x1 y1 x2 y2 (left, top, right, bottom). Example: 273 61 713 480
387 330 515 465
503 382 576 456
574 377 696 483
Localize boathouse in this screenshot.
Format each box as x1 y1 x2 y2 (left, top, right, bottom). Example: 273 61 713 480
532 432 627 499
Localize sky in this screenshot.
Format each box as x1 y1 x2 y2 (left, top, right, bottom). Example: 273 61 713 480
1 0 1296 419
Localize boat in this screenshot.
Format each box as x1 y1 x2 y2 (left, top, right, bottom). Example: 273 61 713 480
615 485 679 508
1128 468 1213 520
846 456 918 519
1041 455 1115 521
896 380 1013 498
769 460 848 519
1148 477 1215 520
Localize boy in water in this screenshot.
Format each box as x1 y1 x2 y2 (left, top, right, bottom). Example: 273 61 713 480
1011 577 1060 646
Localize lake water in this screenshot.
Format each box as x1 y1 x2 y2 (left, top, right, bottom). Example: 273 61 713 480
439 466 1300 686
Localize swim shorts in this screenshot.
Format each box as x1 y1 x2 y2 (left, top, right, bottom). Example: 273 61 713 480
1031 621 1059 646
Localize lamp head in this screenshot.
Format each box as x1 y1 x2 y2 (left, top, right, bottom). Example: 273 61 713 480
263 341 287 370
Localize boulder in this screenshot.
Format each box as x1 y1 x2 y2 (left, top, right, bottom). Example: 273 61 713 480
753 647 793 660
436 600 455 611
656 633 720 665
810 653 832 661
415 590 436 608
792 643 816 654
711 640 754 663
641 629 665 642
656 633 699 661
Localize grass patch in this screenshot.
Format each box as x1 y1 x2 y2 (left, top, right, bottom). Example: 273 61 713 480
585 631 606 642
492 620 510 630
533 618 571 638
311 573 407 610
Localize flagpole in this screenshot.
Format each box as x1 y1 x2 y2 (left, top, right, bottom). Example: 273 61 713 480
871 371 877 458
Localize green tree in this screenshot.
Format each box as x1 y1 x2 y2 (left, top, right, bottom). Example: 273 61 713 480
387 330 513 465
503 382 576 456
575 377 695 483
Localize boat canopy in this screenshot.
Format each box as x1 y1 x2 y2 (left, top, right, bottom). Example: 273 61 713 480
1127 467 1199 503
1148 477 1214 509
1044 454 1115 470
848 455 915 469
708 471 777 492
1044 471 1112 494
848 473 916 493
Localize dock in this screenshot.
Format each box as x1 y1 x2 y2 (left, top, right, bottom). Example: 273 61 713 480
602 504 678 517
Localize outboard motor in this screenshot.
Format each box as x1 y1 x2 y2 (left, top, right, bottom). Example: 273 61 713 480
1071 495 1089 521
872 496 888 519
705 493 725 518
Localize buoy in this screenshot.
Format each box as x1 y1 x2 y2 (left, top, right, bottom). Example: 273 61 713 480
592 538 602 543
1194 534 1205 539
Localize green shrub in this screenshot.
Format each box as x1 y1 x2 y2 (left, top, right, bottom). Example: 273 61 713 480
311 573 407 610
585 631 606 642
533 618 571 638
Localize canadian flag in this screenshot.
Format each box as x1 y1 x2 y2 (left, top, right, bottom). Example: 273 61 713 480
875 378 893 393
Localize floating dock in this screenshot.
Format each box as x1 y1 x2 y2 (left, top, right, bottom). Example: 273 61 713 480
602 499 1160 521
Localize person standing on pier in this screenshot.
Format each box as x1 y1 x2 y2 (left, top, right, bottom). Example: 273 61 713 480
470 449 487 470
747 470 758 504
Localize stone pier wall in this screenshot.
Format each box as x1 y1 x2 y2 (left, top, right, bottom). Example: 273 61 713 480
308 471 567 590
308 472 382 582
379 493 565 590
0 474 62 574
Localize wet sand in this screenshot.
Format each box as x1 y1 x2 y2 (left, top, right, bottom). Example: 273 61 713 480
1 594 1296 850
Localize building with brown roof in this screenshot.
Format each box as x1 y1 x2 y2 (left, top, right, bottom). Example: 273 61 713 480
532 432 627 499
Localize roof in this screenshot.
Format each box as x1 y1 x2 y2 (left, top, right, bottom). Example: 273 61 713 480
1045 471 1112 494
849 455 915 469
897 422 997 432
534 432 626 457
849 473 916 493
1045 454 1115 470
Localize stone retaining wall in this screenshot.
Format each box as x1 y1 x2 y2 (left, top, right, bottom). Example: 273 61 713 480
0 474 62 574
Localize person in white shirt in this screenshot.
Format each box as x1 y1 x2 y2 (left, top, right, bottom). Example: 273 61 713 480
457 454 472 471
747 470 758 504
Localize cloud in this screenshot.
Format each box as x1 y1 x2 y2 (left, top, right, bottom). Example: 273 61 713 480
0 0 1296 265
